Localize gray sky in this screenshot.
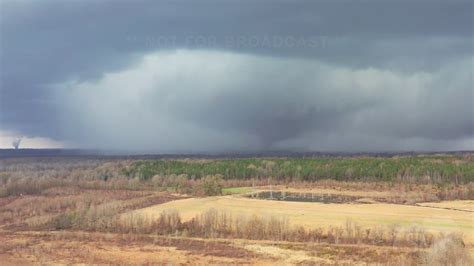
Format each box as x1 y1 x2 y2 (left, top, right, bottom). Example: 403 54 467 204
0 0 473 152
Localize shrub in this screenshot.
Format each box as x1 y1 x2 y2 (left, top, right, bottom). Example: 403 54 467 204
201 175 223 196
53 213 75 230
423 234 472 266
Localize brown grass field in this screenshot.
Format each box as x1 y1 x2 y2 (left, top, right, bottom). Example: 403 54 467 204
1 187 471 264
127 191 474 245
417 200 474 212
0 157 473 265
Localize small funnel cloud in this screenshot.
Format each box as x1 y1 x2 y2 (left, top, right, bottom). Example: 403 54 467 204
12 138 22 150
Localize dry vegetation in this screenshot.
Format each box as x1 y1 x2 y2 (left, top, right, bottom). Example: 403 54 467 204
0 156 472 265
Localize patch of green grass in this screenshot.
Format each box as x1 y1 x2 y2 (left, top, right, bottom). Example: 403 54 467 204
222 187 253 195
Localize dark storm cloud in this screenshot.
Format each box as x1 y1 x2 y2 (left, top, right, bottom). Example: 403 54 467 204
0 0 473 151
55 50 473 152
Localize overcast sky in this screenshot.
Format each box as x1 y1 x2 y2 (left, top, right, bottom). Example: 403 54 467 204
0 0 473 152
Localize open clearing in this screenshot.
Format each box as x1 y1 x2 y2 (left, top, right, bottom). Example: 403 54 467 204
127 195 474 244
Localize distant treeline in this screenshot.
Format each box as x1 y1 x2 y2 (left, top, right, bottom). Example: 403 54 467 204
126 155 474 183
